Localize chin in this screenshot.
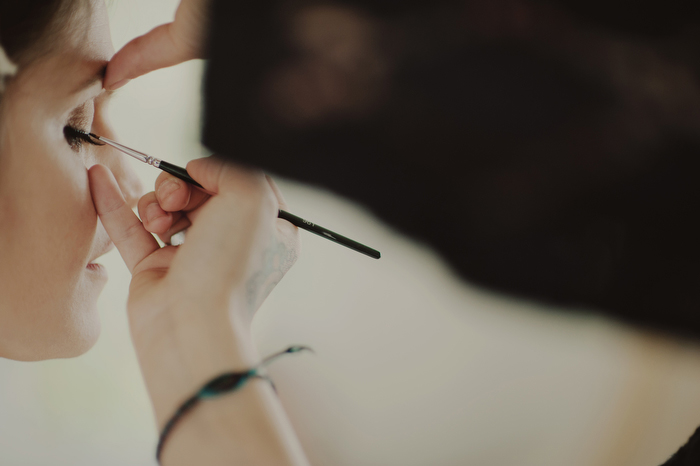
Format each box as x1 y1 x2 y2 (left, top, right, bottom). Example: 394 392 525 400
47 264 109 359
0 282 104 362
52 311 103 360
17 319 101 362
0 252 110 361
46 281 105 360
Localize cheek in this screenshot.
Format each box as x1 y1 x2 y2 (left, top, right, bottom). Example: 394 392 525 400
3 140 98 288
0 135 102 360
1 121 95 244
37 150 97 273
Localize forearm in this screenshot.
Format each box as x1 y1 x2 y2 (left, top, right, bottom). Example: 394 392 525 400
134 296 309 466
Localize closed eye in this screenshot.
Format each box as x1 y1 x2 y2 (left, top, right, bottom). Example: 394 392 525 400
63 97 100 152
63 126 104 151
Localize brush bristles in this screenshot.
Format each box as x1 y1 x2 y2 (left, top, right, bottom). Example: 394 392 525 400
75 129 100 140
74 129 104 145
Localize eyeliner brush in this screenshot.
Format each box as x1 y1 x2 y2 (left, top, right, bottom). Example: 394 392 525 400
86 132 381 259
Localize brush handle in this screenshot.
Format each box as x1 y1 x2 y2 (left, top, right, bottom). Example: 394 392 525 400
157 161 380 259
277 210 381 259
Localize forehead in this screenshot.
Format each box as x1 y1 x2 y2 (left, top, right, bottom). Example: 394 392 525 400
60 0 113 60
14 0 113 97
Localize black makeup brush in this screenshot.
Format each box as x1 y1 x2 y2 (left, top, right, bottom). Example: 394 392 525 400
83 131 380 259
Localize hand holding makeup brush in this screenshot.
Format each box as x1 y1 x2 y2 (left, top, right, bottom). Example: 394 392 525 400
87 157 307 465
88 155 300 342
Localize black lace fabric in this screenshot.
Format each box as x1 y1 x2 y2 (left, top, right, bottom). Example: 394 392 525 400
205 1 700 334
205 0 700 335
205 0 700 339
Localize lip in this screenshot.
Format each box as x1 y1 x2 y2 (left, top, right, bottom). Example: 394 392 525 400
85 261 108 283
85 262 106 272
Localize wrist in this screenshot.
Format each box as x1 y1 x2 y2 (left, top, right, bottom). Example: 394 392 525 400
133 296 258 428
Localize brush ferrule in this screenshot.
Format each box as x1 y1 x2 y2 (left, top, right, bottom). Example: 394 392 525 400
145 156 161 168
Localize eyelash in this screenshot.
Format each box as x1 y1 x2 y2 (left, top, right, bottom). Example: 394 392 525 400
63 126 103 151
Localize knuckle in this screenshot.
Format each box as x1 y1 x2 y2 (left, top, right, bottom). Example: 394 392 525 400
97 195 126 216
137 194 156 215
114 219 144 244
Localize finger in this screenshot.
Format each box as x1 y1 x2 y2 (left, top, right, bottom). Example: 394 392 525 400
157 211 186 239
159 216 192 245
105 22 198 91
138 192 174 234
166 171 275 285
88 165 160 273
186 156 266 196
155 171 209 212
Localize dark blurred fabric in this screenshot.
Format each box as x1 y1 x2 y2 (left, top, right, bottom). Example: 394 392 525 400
662 426 700 466
203 0 700 342
203 2 700 463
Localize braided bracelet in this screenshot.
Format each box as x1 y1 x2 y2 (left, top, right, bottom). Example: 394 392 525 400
156 345 313 463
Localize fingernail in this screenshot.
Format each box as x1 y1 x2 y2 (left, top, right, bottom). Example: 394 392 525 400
146 202 166 222
159 179 180 201
108 78 130 91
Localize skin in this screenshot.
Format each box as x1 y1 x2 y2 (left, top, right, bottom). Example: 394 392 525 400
89 159 307 465
0 0 141 361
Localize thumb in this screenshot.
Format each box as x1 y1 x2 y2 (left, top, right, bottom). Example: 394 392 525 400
88 164 161 274
104 21 201 91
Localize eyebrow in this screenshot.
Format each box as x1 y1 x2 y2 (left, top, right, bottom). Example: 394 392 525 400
73 64 107 94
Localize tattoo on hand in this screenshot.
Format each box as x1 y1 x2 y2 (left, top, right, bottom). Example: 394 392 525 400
246 236 298 314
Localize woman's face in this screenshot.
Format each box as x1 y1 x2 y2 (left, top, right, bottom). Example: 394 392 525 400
0 1 141 361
